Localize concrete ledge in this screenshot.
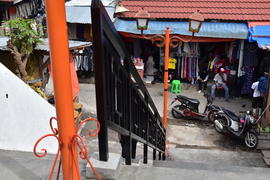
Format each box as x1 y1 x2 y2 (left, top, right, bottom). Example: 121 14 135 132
86 152 121 180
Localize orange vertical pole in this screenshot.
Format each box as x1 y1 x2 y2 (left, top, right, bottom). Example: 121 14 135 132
45 0 80 180
163 27 170 128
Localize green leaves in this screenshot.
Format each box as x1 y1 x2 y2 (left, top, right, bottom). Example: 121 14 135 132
3 17 43 55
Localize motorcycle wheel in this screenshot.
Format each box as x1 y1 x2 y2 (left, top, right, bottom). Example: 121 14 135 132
172 105 185 119
244 132 258 149
214 118 226 133
208 110 218 122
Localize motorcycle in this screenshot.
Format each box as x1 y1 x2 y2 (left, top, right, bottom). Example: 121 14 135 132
214 108 259 149
170 93 221 121
214 103 270 149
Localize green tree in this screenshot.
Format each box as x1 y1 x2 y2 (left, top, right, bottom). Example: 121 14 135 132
4 17 43 81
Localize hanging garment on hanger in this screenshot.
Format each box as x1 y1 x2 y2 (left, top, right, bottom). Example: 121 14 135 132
177 56 181 78
83 56 89 71
193 57 196 78
181 56 184 79
183 43 191 54
178 42 182 54
145 56 157 75
214 58 224 73
194 57 197 78
241 66 254 95
190 57 193 78
213 57 219 69
183 56 186 78
196 57 199 78
184 56 187 78
187 57 190 78
209 57 216 71
189 57 192 78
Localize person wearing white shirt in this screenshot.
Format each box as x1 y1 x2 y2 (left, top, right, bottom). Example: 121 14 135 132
211 68 229 101
251 81 263 116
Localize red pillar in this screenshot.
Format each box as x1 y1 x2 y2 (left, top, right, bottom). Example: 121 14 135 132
163 27 170 128
45 0 80 179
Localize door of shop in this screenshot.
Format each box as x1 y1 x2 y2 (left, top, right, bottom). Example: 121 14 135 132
91 0 166 165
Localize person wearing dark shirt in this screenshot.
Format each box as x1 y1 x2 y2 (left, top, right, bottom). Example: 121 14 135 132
197 68 209 93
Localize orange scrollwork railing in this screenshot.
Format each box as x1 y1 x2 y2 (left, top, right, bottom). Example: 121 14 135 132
33 116 101 180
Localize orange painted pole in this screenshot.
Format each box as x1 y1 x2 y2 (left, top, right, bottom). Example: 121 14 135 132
163 27 170 128
45 0 80 179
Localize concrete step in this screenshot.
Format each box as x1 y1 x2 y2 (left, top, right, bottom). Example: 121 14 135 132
117 163 270 180
167 147 266 168
116 148 269 180
153 159 267 173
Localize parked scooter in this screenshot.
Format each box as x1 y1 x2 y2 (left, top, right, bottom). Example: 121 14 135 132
214 110 258 149
170 93 221 121
214 103 270 149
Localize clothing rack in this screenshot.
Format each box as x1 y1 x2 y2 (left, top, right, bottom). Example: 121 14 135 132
174 42 200 83
176 55 199 83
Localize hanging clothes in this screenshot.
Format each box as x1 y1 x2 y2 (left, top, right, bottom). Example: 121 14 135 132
176 55 198 81
174 42 200 82
243 42 258 67
241 66 254 95
181 56 184 79
184 56 187 78
209 57 217 71
177 56 181 78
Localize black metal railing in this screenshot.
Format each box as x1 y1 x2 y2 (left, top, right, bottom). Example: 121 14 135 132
91 0 166 165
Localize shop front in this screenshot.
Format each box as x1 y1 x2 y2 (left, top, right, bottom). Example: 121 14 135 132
115 19 266 98
117 24 270 124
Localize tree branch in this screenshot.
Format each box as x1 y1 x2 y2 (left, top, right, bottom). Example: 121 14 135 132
7 40 21 59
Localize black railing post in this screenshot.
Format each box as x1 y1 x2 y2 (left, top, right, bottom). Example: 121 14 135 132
91 0 108 161
162 153 166 160
153 113 158 161
124 59 132 165
143 143 148 164
153 149 156 160
159 151 161 160
143 95 149 164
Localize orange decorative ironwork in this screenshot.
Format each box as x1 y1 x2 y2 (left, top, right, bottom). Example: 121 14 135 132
142 34 194 48
33 117 61 180
34 117 101 180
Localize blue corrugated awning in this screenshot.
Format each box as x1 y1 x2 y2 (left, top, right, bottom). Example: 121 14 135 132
249 24 270 50
65 6 115 24
114 19 248 39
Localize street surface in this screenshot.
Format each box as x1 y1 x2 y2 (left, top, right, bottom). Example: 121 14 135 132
0 82 265 180
78 82 266 169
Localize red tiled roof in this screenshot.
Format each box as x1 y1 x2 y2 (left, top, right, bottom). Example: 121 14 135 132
117 0 270 21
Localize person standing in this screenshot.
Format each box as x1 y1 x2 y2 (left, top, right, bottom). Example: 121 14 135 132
251 80 263 116
211 68 229 101
197 68 209 93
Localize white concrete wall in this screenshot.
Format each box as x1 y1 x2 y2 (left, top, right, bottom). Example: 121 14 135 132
0 63 58 154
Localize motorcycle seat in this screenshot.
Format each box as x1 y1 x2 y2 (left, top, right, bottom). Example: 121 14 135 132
223 109 239 122
177 95 200 105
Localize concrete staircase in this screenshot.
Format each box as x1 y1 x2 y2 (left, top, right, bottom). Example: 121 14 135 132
116 148 270 180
